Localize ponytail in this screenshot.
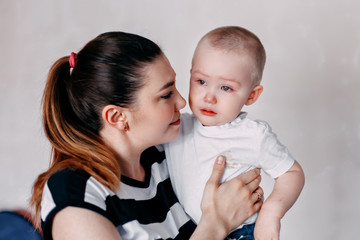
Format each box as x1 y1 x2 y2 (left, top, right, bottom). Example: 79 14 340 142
31 56 121 228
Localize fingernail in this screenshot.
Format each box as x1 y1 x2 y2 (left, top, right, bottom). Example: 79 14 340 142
216 156 225 165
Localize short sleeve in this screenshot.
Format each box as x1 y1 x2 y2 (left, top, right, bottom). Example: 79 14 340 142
257 121 295 178
40 169 113 240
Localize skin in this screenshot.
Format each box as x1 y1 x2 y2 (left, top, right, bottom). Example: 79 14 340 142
101 55 186 181
190 40 263 126
254 161 304 240
51 54 263 240
190 41 305 240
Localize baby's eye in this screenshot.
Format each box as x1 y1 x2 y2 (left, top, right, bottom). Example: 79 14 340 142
197 79 206 85
221 86 233 92
161 91 174 99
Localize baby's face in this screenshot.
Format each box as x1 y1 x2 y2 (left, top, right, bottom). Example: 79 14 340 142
189 43 255 126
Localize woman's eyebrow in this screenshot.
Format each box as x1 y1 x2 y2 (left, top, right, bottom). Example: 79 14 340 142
159 81 175 91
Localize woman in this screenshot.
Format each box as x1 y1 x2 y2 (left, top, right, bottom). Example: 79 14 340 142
31 31 263 240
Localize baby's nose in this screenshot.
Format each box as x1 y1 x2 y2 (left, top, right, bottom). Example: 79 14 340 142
204 92 217 104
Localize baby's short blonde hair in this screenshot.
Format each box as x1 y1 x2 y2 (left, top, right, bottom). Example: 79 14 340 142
198 26 266 85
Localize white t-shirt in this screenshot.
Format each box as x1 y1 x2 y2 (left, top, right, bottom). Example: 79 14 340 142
164 112 295 226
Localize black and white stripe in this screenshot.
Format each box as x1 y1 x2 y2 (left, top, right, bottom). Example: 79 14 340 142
40 147 196 240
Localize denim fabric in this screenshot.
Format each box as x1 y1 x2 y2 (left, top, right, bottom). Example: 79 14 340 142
0 211 42 240
225 223 255 240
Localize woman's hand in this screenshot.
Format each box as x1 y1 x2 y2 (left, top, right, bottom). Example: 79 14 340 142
191 155 263 239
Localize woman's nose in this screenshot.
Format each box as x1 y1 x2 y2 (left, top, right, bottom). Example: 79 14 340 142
176 90 186 110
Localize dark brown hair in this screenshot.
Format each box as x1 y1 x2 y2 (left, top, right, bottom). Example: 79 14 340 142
31 32 162 227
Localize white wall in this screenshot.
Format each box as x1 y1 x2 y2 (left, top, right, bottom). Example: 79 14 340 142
1 0 359 239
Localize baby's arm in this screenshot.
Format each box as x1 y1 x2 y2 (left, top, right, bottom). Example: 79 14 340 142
254 160 305 240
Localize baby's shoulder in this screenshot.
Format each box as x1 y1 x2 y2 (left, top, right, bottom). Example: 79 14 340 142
241 118 273 134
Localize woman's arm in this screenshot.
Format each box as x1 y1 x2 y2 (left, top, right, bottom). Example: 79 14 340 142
191 156 263 240
52 207 122 240
51 157 262 240
254 160 305 240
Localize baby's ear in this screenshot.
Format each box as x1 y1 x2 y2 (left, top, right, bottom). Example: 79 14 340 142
246 85 263 105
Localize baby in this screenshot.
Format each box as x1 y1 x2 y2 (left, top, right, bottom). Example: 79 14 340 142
164 26 305 239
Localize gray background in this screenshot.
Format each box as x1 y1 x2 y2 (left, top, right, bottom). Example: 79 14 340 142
1 0 359 239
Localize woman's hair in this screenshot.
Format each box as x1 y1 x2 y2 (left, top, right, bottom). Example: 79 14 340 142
198 26 266 85
31 32 162 227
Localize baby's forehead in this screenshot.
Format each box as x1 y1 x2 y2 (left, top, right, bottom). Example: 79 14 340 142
197 40 254 59
194 46 255 73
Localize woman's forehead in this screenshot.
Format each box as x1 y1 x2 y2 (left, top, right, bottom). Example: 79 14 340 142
143 55 176 89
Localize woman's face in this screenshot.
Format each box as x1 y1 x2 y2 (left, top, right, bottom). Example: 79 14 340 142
127 55 186 149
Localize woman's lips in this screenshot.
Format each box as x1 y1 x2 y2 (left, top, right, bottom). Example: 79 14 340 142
200 109 217 116
171 119 181 126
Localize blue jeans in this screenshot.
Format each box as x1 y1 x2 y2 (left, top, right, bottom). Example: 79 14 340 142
225 223 255 240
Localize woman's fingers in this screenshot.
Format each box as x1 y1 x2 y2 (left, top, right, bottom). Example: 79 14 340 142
200 156 264 234
207 155 226 186
252 198 263 213
239 168 261 185
251 187 264 202
201 155 226 212
235 168 261 197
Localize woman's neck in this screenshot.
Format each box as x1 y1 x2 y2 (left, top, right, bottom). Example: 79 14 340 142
116 151 145 182
100 124 146 182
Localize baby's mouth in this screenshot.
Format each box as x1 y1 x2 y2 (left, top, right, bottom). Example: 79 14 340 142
200 109 217 116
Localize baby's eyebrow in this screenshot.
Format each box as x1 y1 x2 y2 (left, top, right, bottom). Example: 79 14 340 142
219 77 241 86
192 70 209 78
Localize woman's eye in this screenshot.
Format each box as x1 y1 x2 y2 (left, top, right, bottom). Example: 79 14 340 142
197 79 206 85
161 91 174 99
221 86 233 92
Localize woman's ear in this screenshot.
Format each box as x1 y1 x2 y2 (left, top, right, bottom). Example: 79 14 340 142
246 85 263 106
102 105 129 131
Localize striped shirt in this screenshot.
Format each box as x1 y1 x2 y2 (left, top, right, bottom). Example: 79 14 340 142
40 147 196 240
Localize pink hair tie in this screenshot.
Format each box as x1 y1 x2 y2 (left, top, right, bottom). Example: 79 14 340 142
69 52 76 68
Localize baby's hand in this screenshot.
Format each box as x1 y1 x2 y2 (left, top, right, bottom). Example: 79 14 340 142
254 213 280 240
